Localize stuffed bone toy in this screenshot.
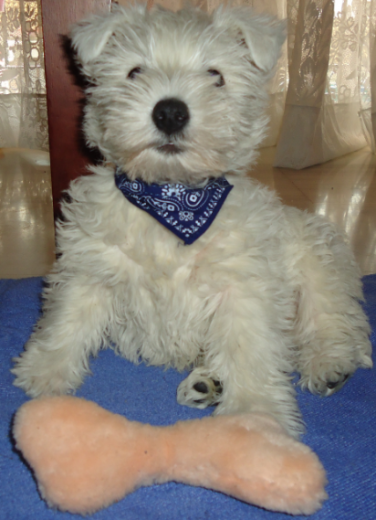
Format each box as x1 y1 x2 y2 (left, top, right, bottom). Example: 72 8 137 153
14 396 327 516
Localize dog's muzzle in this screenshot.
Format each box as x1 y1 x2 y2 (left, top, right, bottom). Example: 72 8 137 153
152 98 189 136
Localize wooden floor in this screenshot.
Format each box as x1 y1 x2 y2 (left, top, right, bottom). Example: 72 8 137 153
0 149 55 279
1 146 375 278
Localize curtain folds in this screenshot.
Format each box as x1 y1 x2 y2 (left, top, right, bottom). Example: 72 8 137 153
1 0 376 167
0 0 48 150
275 0 374 169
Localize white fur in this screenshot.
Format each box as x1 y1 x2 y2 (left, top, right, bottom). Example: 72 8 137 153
12 4 372 438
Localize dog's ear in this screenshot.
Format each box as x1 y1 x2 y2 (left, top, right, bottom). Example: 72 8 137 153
70 13 119 67
70 4 146 68
213 8 286 73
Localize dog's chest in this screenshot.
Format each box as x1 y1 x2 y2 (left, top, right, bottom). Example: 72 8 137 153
111 249 213 368
103 205 222 360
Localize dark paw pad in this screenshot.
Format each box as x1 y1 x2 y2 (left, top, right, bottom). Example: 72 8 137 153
193 382 209 394
213 380 223 394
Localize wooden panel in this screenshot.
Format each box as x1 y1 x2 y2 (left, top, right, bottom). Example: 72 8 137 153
41 0 111 215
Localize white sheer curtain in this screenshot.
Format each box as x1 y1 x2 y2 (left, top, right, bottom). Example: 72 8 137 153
274 0 374 169
0 0 48 150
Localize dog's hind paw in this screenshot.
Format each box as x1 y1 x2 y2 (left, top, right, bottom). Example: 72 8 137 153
177 367 222 409
299 368 353 397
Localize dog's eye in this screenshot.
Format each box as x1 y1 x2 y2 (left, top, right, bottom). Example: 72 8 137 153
128 67 142 79
208 69 225 87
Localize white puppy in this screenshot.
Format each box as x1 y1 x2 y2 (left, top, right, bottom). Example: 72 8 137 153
12 3 372 437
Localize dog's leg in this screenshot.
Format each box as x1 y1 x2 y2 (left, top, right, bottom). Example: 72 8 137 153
178 288 302 438
12 275 111 397
291 211 373 395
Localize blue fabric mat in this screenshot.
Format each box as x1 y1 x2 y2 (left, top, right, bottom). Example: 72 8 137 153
1 276 375 520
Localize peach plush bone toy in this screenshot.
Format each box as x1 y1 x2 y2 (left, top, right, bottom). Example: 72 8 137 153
13 396 327 516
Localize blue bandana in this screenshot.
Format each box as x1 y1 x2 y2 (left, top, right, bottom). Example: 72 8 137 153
115 169 233 244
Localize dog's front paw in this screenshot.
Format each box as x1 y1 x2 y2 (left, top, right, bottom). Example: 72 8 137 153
177 367 222 409
12 350 82 398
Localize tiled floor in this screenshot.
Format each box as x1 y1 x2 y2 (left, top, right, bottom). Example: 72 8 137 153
0 145 375 278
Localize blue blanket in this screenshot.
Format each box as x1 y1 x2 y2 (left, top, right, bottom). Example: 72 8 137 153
1 276 375 520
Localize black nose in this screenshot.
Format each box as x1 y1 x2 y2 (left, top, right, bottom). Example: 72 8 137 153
152 98 189 135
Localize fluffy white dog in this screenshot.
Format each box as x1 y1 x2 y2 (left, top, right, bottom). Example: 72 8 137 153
12 3 372 437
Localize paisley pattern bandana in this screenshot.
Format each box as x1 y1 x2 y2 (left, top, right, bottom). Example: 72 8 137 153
115 169 233 244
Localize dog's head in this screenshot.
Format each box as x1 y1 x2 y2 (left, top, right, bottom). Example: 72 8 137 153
71 3 285 184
